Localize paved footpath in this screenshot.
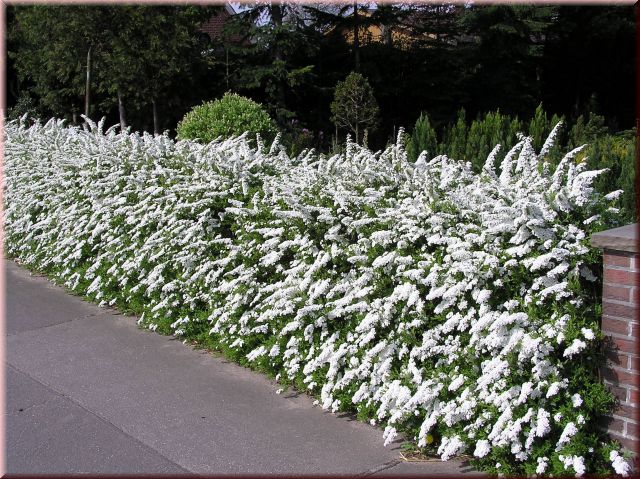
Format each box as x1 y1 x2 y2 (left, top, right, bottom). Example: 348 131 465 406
5 259 481 476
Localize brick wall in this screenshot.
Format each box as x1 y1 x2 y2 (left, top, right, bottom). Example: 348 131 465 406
592 224 640 459
199 9 230 41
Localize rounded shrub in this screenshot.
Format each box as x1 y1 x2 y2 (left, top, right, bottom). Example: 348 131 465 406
176 92 278 144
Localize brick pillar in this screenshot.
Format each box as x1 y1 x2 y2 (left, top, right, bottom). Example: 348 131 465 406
591 223 640 458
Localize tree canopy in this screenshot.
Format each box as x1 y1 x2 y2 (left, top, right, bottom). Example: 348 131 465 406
331 71 379 144
9 4 215 131
6 2 635 145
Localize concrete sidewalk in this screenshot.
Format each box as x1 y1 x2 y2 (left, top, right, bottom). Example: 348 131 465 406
5 259 480 476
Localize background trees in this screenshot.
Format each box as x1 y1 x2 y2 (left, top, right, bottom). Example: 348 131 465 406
6 2 635 146
8 4 215 131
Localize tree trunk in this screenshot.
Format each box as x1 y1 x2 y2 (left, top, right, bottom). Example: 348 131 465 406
84 45 92 119
353 2 360 72
225 47 229 90
152 98 159 136
117 90 127 131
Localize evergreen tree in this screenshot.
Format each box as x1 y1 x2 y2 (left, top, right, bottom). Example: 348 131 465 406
9 6 113 122
221 3 317 127
407 112 438 161
330 72 380 145
9 5 214 130
541 5 635 128
441 108 468 161
459 4 556 119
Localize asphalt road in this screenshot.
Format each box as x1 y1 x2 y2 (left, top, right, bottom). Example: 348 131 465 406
4 259 481 476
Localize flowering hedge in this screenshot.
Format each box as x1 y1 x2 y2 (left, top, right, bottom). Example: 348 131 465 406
3 117 631 476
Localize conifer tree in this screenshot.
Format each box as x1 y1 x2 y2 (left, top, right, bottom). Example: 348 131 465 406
407 112 438 161
330 72 380 144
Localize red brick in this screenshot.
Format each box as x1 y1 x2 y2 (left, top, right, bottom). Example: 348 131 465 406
630 389 640 403
603 365 640 386
612 336 639 355
617 402 640 421
609 431 640 454
615 365 640 384
603 300 640 320
198 10 231 40
605 268 640 286
632 288 640 305
629 355 640 371
604 284 632 302
605 252 632 268
601 415 626 434
627 422 640 439
606 347 627 367
603 317 633 336
631 322 640 339
605 381 630 402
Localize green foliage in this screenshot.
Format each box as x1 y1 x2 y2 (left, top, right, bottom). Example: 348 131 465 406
6 94 41 121
584 129 636 224
9 4 215 128
176 92 278 144
412 105 636 223
406 112 437 162
219 3 317 127
330 72 380 145
464 110 521 170
441 108 468 162
282 123 316 157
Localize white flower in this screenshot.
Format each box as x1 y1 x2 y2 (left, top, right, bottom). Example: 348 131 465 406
474 440 491 458
4 117 620 476
572 394 583 407
536 457 548 474
572 455 586 476
556 422 577 450
563 339 587 357
610 450 631 476
438 436 466 461
383 426 398 446
536 409 551 437
547 382 562 398
581 328 595 340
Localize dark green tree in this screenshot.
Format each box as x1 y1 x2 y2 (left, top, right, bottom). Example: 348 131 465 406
407 112 438 161
441 108 468 162
400 3 469 127
330 72 380 144
9 5 114 122
540 5 635 128
9 5 214 131
221 3 317 127
458 4 557 119
99 5 214 132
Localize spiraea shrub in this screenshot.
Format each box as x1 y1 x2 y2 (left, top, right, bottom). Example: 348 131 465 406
176 92 277 144
4 117 632 476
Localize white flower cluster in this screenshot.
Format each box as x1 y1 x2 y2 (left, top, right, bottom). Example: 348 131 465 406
3 117 627 475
